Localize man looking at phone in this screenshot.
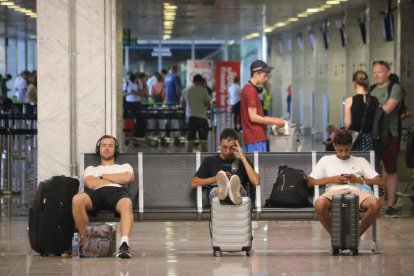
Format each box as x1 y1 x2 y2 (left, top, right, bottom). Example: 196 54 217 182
307 129 383 236
191 128 260 205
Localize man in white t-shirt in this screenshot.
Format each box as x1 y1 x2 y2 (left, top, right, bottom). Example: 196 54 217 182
72 135 135 258
308 129 383 237
228 76 241 131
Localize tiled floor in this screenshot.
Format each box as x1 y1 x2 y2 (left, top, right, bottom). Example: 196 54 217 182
1 135 414 275
1 217 414 275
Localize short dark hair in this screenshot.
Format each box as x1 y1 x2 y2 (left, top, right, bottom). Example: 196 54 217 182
372 60 391 70
333 129 352 146
193 74 203 83
219 128 238 141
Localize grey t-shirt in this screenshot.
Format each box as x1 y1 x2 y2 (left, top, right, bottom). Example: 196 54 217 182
182 85 210 119
370 83 403 137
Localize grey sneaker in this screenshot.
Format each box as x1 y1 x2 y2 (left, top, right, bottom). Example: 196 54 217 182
117 242 131 258
228 175 242 205
384 206 400 218
216 171 228 200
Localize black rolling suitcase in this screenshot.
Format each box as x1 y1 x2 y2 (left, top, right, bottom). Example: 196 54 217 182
29 176 79 256
331 192 359 256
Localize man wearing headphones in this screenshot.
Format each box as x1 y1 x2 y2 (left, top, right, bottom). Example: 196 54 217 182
72 135 135 258
241 60 286 152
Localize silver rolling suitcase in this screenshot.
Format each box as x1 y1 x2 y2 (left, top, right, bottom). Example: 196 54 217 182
210 197 253 257
331 192 359 256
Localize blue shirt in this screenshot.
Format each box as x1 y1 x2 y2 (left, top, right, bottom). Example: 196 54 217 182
164 73 181 104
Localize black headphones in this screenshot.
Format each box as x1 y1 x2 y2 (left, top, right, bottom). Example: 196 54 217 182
248 81 263 94
95 135 120 157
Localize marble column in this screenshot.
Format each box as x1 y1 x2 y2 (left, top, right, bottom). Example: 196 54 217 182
37 0 123 181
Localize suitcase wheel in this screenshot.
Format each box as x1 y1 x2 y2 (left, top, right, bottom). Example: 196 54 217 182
350 248 358 256
332 248 340 256
246 249 254 257
213 250 222 257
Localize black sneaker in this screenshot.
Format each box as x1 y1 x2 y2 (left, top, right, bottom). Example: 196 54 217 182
384 206 400 218
117 242 131 258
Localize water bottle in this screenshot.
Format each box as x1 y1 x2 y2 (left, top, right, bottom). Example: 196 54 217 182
72 232 80 258
361 184 372 193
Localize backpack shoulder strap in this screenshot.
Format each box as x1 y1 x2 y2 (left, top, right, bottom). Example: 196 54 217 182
368 84 377 93
387 82 395 98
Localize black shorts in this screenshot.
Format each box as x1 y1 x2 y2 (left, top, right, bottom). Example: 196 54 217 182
85 186 131 213
186 116 209 141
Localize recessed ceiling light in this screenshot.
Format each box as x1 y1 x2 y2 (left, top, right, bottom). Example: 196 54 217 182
307 8 320 13
326 0 340 4
1 2 15 6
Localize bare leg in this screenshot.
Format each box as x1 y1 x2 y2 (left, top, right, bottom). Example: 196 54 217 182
314 198 332 235
72 193 93 235
385 172 398 207
186 141 194 153
200 141 208 152
359 197 381 236
116 198 134 237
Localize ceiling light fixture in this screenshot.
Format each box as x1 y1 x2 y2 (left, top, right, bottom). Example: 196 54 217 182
307 8 320 13
326 0 340 4
1 2 15 6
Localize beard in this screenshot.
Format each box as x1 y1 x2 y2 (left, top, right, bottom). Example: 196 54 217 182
101 154 114 161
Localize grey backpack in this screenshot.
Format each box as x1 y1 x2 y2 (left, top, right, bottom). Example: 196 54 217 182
80 224 116 257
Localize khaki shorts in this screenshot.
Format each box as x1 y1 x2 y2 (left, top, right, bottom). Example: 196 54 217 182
319 188 373 208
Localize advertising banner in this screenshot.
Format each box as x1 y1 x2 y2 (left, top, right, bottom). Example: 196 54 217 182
186 60 214 89
214 61 240 109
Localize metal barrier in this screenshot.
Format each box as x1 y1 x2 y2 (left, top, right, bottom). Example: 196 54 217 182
122 105 237 152
0 106 37 196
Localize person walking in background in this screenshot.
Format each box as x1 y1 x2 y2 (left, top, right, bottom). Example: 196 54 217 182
262 81 272 116
370 61 404 217
164 65 182 105
323 124 339 151
137 72 149 105
286 84 292 119
181 74 211 152
150 73 165 103
228 76 241 131
240 60 285 152
344 70 384 198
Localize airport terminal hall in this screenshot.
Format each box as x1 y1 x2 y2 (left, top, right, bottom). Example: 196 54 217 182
2 0 414 275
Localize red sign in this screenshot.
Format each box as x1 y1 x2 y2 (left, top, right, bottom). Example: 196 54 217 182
215 61 240 109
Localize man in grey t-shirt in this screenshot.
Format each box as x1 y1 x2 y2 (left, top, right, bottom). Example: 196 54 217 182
181 74 211 152
370 60 404 217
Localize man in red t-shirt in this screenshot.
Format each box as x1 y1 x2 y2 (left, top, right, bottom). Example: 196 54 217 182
241 60 285 152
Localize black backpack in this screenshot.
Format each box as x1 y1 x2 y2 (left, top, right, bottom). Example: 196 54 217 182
369 96 391 156
265 165 311 208
369 80 407 136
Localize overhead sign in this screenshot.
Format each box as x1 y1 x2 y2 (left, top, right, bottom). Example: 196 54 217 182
151 47 171 57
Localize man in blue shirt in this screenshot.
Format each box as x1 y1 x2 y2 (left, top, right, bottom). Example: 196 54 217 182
164 65 182 104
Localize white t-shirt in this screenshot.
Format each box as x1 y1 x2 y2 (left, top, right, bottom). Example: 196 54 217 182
309 155 378 192
123 81 141 102
228 83 241 105
84 163 134 190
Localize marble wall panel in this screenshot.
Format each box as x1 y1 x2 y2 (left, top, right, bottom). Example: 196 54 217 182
38 121 71 180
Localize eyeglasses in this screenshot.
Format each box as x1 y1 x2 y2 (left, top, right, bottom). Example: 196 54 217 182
221 145 236 151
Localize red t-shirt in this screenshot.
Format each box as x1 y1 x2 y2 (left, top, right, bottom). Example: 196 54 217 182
240 83 266 144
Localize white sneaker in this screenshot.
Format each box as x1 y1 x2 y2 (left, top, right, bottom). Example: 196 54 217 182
216 171 228 200
228 175 242 205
